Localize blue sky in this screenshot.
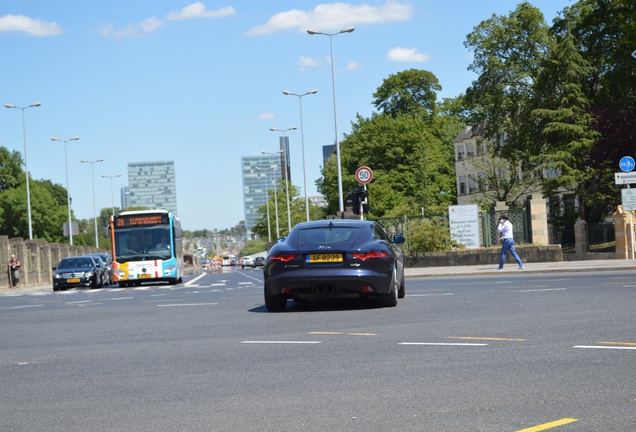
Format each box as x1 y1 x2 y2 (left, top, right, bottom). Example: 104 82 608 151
1 1 572 231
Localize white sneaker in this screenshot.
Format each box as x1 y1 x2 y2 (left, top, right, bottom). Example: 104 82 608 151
494 268 503 271
518 265 524 270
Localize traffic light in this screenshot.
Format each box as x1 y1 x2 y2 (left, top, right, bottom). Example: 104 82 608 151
358 186 369 214
349 189 360 214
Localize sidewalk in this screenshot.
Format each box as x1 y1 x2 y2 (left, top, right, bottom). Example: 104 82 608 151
404 259 636 278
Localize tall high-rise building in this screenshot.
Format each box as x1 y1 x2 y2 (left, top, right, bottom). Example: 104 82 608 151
242 153 284 235
126 161 178 215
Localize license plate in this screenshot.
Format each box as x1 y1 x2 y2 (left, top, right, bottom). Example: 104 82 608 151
140 274 152 279
308 253 343 263
68 278 80 283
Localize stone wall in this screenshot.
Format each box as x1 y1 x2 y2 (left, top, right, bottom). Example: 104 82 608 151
405 245 563 268
1 236 102 289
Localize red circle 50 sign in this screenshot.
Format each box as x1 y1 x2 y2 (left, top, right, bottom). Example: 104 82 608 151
355 166 373 184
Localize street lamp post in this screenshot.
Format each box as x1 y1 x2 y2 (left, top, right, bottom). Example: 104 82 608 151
283 89 317 222
51 136 80 245
254 168 272 243
101 174 122 217
80 158 104 247
5 102 41 239
269 126 304 235
307 26 354 216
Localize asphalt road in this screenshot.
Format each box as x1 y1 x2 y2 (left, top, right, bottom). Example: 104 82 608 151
1 268 635 431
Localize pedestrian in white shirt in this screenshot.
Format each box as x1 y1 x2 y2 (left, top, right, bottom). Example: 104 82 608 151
496 214 524 271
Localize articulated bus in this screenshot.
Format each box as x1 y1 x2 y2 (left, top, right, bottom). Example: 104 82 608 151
109 210 184 287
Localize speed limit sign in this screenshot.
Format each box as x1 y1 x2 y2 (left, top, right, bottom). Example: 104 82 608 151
355 166 373 184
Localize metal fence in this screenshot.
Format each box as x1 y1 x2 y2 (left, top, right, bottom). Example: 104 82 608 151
371 207 530 252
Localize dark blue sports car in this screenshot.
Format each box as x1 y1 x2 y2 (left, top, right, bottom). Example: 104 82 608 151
263 219 405 311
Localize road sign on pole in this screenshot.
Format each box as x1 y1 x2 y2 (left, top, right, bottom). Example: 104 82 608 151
355 166 373 184
619 156 635 172
615 172 636 185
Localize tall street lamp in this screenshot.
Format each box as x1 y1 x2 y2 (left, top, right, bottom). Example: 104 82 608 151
263 145 292 235
80 158 104 247
101 174 122 217
51 136 80 245
254 168 272 243
307 26 354 216
269 126 298 235
5 102 41 239
283 89 317 222
261 150 289 239
256 165 279 239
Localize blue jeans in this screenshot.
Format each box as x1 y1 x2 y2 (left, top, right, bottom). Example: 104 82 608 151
499 238 523 269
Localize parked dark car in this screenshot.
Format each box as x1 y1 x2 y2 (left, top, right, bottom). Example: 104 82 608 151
263 220 405 312
252 257 265 267
52 256 105 291
86 252 113 285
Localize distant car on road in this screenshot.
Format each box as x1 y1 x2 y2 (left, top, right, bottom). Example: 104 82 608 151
86 252 113 285
53 256 105 291
241 256 253 268
263 219 405 312
252 257 265 267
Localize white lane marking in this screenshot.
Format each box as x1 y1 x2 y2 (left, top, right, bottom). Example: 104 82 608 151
156 303 218 307
238 282 252 285
574 345 636 350
66 300 92 304
514 288 566 293
399 342 488 346
407 293 454 297
240 341 322 344
10 305 44 309
184 273 207 286
210 283 225 287
109 297 133 301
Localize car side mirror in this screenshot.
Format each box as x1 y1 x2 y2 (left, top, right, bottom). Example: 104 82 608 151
392 234 405 244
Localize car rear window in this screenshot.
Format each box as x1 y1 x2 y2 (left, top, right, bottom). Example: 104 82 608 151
298 226 362 246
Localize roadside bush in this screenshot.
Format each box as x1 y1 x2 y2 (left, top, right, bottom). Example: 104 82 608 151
406 218 464 254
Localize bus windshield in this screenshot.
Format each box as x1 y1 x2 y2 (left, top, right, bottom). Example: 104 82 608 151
114 225 172 262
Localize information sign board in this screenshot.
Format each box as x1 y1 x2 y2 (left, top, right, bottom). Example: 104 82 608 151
622 189 636 211
615 172 636 185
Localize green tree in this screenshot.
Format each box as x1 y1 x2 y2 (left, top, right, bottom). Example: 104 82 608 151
372 69 441 119
532 30 597 219
0 147 24 192
251 180 324 239
318 112 457 217
463 2 553 163
0 180 68 242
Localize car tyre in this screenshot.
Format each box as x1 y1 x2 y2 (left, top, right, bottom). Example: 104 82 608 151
398 272 405 299
264 290 287 312
379 270 398 307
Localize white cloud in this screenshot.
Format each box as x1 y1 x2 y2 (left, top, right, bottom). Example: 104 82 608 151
299 56 320 72
101 3 234 39
345 61 360 72
167 3 235 21
0 14 63 36
246 1 412 36
100 17 163 39
387 47 430 62
258 112 275 120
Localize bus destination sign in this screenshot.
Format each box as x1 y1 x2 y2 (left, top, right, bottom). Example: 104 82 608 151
115 214 168 227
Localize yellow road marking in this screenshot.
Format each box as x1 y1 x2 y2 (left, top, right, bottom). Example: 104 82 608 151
449 336 527 342
516 417 578 431
598 341 636 347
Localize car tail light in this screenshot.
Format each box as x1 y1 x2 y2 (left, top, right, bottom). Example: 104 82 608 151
269 254 298 262
351 251 389 261
361 285 373 293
